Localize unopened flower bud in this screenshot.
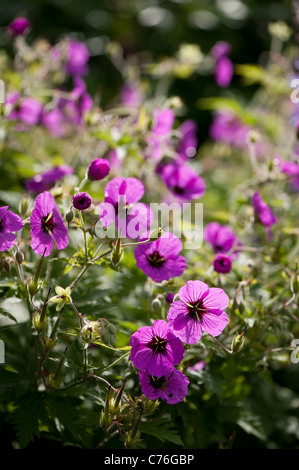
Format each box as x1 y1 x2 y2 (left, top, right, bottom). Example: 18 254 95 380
88 158 110 181
44 337 58 352
231 325 248 353
4 260 11 274
65 209 74 224
110 238 124 266
19 197 29 216
151 298 161 311
149 227 163 241
142 398 160 415
15 251 24 265
33 312 47 333
28 278 42 298
165 292 174 304
100 409 112 432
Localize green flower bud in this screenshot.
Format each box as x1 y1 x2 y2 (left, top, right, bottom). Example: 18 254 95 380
109 397 121 416
151 298 161 312
19 197 29 216
65 209 74 224
15 251 24 265
148 227 163 241
110 238 124 267
106 323 116 337
231 325 248 353
28 278 43 299
100 409 112 432
44 337 58 352
142 398 160 415
4 260 11 274
33 313 47 333
232 332 245 353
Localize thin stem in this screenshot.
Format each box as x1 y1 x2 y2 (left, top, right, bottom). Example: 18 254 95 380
70 302 88 327
92 374 117 392
100 351 130 373
69 265 89 289
68 247 112 289
79 211 88 263
209 335 233 354
76 176 88 193
92 248 113 262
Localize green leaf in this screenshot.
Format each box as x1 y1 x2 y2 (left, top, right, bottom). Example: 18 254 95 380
0 307 17 323
10 392 48 448
140 418 184 447
45 395 92 447
237 412 267 441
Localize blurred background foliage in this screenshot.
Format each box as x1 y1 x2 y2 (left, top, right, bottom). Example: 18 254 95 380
0 0 293 144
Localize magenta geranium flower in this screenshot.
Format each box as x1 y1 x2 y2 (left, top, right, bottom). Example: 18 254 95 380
211 41 233 88
279 158 299 191
252 191 277 241
66 40 90 76
120 83 142 108
99 177 153 239
134 232 186 282
212 253 232 274
73 192 92 210
7 17 31 37
138 368 189 404
167 280 229 344
62 77 93 125
88 158 110 181
6 93 43 126
30 191 69 257
204 222 239 256
209 111 266 157
41 108 65 137
130 319 185 377
177 120 198 160
214 56 233 88
25 165 73 194
211 41 231 59
161 162 205 202
146 108 175 161
0 206 24 251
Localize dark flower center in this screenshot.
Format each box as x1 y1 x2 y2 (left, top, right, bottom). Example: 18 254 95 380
42 213 56 233
172 185 185 195
0 219 3 233
147 251 165 268
219 258 229 267
187 300 206 322
147 335 168 354
78 198 86 206
214 243 224 252
149 375 166 390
